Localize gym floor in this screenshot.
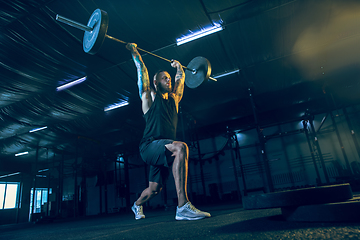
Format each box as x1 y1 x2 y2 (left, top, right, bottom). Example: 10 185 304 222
1 202 360 240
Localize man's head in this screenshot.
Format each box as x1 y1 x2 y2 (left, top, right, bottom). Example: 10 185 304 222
153 70 172 93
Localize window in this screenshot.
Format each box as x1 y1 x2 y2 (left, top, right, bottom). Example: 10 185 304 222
30 188 51 213
0 182 19 209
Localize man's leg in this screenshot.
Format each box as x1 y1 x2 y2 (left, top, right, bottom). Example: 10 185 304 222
166 141 211 220
165 141 189 207
136 182 162 206
132 182 161 220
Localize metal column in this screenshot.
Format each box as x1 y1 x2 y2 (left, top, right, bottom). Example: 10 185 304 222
46 149 50 217
233 132 247 196
308 119 330 183
278 125 295 186
74 139 79 217
16 173 23 223
30 146 39 222
229 132 243 198
329 111 352 174
302 120 322 184
196 137 207 201
58 152 65 216
343 107 360 161
248 87 274 192
104 169 108 214
123 155 131 209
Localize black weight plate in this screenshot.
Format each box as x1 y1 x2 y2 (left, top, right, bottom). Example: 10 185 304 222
185 56 211 88
242 183 353 210
83 9 109 54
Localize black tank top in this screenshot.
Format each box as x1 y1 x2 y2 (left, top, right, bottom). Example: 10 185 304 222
142 94 178 142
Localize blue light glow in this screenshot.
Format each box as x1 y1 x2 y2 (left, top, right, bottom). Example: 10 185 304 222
213 69 240 79
29 126 47 133
15 152 28 157
104 101 129 112
56 76 87 91
176 23 223 46
0 172 20 178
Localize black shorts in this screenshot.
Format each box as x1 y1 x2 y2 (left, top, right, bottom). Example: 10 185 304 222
139 138 175 185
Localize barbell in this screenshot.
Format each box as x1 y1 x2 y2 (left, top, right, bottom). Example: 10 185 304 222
55 9 217 88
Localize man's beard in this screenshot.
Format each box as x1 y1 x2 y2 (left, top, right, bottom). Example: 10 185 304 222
158 83 171 93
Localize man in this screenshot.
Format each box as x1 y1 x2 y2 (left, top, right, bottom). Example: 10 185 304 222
127 43 211 221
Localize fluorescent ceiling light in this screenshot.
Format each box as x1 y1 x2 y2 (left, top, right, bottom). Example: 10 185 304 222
176 23 223 46
15 151 28 157
213 69 240 79
56 76 87 91
0 172 20 178
29 126 47 133
36 175 47 178
104 101 129 112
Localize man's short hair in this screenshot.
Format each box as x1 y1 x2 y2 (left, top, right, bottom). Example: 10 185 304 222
153 70 167 81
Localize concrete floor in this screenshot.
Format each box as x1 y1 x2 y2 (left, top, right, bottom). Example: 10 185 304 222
1 203 360 240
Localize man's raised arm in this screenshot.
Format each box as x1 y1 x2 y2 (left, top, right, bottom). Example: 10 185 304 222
126 43 152 114
171 60 185 103
126 43 150 98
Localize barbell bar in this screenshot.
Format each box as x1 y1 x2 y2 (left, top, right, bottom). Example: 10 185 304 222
55 9 217 88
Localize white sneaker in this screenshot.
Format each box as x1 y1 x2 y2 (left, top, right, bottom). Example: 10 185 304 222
131 202 145 220
175 202 211 220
